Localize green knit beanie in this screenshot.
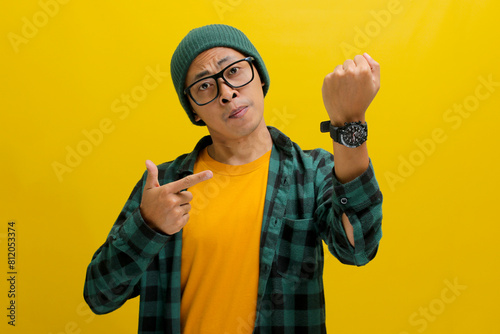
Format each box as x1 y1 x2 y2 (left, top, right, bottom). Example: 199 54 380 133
170 24 270 126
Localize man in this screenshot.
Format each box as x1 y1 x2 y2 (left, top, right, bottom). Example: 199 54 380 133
84 24 383 333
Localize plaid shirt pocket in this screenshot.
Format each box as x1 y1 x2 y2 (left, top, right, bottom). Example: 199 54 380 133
275 218 321 282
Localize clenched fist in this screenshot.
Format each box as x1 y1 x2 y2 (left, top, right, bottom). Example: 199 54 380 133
322 53 380 125
140 160 213 235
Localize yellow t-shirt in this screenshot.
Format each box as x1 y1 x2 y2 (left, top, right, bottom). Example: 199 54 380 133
181 147 271 334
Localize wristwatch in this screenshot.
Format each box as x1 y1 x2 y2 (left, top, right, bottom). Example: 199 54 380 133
320 120 368 148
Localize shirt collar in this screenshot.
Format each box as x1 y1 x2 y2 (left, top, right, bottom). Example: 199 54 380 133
176 126 293 177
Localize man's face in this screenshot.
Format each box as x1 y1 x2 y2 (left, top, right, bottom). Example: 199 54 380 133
185 47 266 141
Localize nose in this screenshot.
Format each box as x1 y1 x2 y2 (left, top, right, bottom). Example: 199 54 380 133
218 79 238 104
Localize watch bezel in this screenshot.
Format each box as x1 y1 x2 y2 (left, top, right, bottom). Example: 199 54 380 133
339 122 367 148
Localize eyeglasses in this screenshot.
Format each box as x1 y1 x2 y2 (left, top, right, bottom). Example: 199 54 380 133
184 57 255 106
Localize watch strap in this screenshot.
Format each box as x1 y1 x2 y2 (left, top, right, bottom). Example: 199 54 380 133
320 121 340 141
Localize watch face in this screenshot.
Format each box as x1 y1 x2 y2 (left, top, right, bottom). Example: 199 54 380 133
341 124 367 148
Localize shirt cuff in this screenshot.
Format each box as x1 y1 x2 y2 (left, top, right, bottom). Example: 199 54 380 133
331 160 382 266
332 159 379 212
110 207 171 261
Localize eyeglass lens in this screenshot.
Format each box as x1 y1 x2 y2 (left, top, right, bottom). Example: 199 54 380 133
189 59 253 105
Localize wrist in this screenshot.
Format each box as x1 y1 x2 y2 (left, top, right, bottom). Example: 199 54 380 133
329 115 366 127
320 120 368 149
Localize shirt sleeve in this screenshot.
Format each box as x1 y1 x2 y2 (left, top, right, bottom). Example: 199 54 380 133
315 159 383 266
83 172 171 314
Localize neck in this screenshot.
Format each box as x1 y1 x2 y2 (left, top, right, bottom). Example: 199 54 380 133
207 121 273 165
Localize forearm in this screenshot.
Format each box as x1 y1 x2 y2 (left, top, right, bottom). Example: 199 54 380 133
331 118 370 246
324 160 382 265
84 241 141 314
332 141 369 184
321 52 381 256
84 206 170 314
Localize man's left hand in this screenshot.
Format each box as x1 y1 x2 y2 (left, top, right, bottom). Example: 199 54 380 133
322 53 380 125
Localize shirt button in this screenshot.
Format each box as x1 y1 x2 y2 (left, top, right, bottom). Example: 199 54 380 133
340 197 348 205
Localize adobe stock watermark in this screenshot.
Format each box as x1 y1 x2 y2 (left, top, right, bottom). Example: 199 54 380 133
52 65 168 182
384 74 498 191
267 106 296 130
47 301 95 334
398 277 467 334
212 0 242 20
7 0 71 54
340 0 412 59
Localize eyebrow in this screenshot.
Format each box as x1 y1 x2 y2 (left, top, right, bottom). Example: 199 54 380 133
192 56 234 81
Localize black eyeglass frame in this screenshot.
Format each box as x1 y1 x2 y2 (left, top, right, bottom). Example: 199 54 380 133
184 56 255 106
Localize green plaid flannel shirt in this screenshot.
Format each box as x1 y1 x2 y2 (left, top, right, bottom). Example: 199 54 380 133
84 126 383 333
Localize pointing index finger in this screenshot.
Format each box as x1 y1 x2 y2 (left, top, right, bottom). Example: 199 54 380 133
166 170 213 193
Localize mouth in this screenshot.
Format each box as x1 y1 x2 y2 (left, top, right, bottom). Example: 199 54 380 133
229 106 248 119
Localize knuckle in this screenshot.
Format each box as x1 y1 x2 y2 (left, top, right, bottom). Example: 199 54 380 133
325 72 339 83
165 195 180 207
183 190 194 202
360 67 371 76
164 215 186 234
171 206 183 217
344 67 355 76
158 187 169 199
175 217 188 230
167 225 181 235
184 174 202 187
172 220 182 231
179 177 191 189
332 66 343 75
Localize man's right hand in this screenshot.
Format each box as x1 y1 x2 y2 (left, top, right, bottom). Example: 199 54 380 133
139 160 213 235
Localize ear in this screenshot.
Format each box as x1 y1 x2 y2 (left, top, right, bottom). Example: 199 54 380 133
193 112 201 122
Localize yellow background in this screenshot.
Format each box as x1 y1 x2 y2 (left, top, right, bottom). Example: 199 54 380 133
1 0 499 333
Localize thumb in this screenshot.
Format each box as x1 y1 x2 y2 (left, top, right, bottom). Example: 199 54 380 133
144 160 160 189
